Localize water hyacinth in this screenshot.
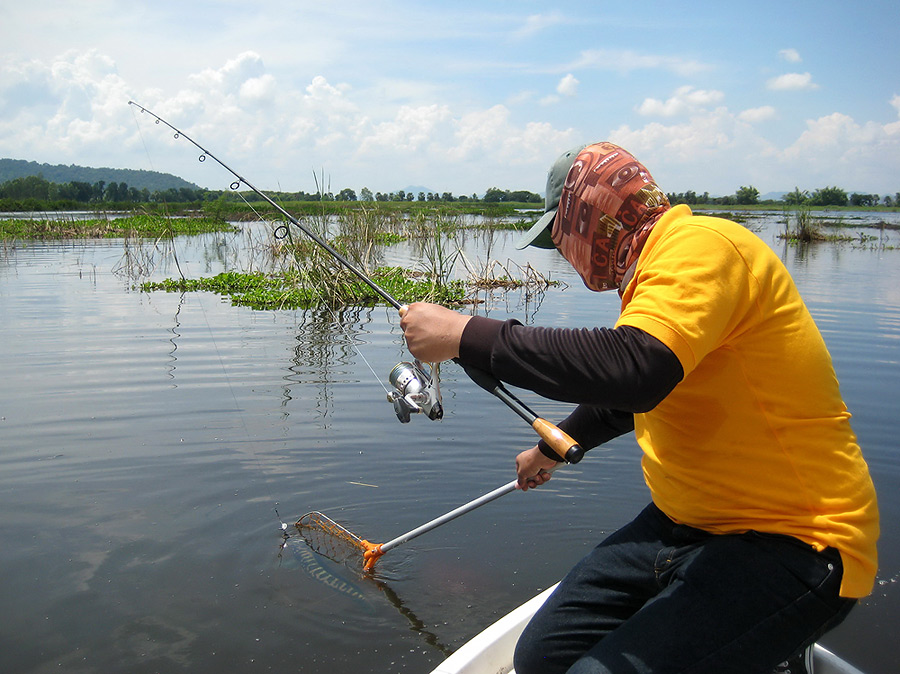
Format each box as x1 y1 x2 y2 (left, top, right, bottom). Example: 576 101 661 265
140 266 467 311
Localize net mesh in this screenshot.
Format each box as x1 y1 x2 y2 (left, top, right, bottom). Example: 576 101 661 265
295 511 372 567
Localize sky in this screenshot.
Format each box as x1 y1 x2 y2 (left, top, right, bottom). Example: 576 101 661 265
1 1 899 198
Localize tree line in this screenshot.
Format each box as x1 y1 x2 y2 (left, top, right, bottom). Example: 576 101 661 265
668 185 897 208
0 158 197 192
0 174 896 210
0 175 544 209
0 174 201 206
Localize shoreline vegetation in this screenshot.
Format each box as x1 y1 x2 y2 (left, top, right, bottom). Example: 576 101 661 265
2 203 896 311
3 199 900 218
1 198 898 223
3 201 898 241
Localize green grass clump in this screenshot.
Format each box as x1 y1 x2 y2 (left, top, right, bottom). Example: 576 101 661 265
780 207 824 243
0 214 236 239
140 267 466 310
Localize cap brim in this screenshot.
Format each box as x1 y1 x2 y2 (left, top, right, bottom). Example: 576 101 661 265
515 209 557 250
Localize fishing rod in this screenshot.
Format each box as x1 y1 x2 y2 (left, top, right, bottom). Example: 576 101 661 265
128 100 584 465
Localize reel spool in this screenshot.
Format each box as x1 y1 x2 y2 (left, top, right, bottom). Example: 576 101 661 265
387 360 443 422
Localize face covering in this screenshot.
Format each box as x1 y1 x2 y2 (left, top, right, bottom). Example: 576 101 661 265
551 142 670 292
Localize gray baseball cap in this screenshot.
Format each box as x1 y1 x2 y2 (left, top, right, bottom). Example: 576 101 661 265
515 144 588 249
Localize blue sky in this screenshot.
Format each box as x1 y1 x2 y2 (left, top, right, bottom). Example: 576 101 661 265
1 1 898 197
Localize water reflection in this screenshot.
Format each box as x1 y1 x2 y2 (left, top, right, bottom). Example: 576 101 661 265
279 532 454 657
165 293 186 381
285 306 383 421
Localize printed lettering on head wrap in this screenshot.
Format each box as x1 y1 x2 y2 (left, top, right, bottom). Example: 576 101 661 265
552 142 669 292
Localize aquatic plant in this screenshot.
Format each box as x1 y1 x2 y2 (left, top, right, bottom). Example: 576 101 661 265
140 267 467 311
780 206 824 243
111 198 559 311
0 214 235 239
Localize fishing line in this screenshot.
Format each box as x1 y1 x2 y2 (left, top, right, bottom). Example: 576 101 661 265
175 250 292 534
199 303 291 533
247 186 392 399
227 178 393 400
130 103 157 174
129 109 289 535
128 104 383 538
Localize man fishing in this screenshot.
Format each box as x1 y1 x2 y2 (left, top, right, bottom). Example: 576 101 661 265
399 142 879 674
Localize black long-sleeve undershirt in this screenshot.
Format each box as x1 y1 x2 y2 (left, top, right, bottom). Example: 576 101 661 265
458 317 683 461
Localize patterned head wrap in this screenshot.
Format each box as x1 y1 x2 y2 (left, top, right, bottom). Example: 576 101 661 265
551 142 670 292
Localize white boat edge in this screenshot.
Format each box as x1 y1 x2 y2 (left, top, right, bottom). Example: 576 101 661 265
428 583 866 674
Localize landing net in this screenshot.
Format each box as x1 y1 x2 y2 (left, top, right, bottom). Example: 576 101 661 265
295 511 372 567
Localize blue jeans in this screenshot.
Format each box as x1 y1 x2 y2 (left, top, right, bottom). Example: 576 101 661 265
514 503 855 674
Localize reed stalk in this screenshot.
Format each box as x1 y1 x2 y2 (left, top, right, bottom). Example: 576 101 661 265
781 205 824 242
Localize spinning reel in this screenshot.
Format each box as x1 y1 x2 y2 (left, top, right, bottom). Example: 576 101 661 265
387 360 443 423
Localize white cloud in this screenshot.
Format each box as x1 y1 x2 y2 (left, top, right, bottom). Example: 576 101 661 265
512 12 565 40
187 52 271 111
239 74 276 103
610 109 739 164
447 105 576 176
302 75 365 130
556 74 579 97
780 111 900 189
608 104 900 194
570 49 711 77
779 48 802 63
510 122 577 165
891 94 900 117
784 112 877 156
767 72 819 91
534 75 579 107
358 103 451 154
637 86 724 117
448 105 512 161
738 106 776 123
0 49 133 159
305 75 348 102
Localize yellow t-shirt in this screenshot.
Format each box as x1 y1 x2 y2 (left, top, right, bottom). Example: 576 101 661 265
616 205 879 598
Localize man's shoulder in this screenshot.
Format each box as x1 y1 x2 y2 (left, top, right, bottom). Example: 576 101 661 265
652 208 771 261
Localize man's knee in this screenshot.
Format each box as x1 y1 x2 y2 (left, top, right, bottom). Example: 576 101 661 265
514 621 565 674
513 629 541 674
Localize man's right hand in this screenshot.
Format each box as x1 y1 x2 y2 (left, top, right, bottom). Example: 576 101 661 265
516 445 560 491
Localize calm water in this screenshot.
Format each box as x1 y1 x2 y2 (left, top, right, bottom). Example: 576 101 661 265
1 212 898 673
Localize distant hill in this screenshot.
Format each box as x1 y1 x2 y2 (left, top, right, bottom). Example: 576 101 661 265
402 185 436 196
761 191 788 202
0 158 200 192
